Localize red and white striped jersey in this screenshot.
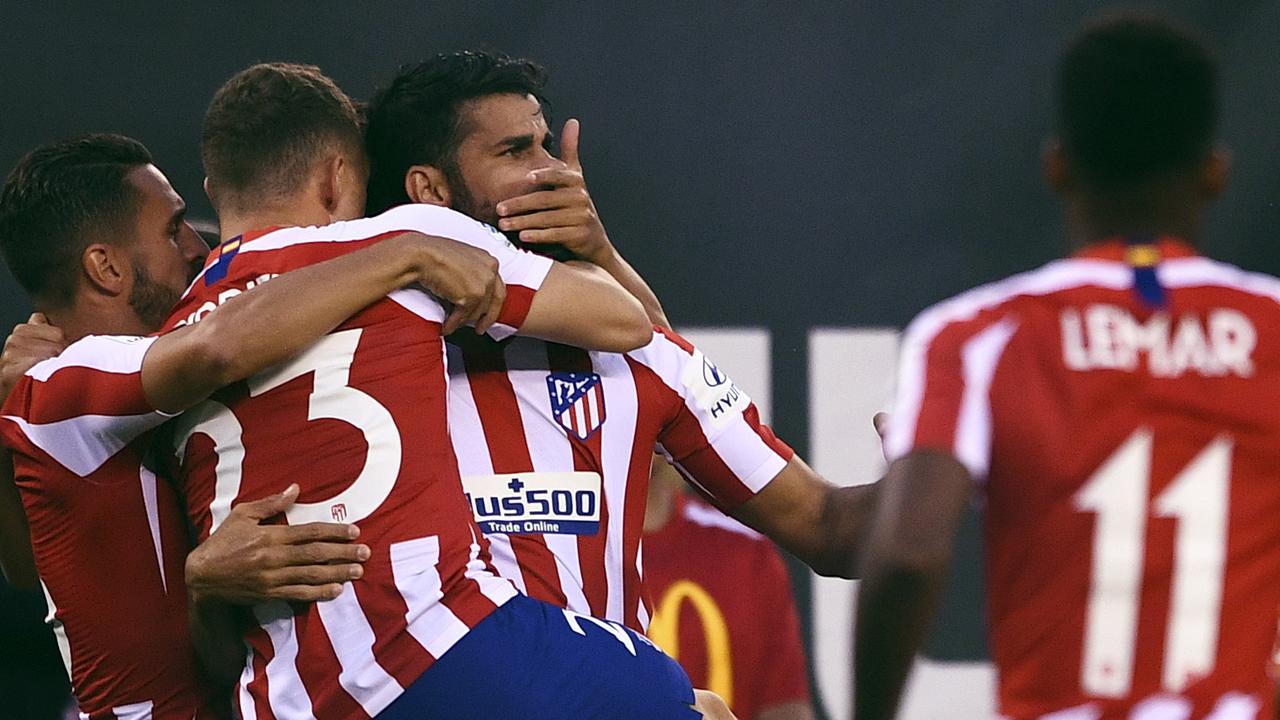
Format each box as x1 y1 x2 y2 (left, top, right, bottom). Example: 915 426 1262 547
885 239 1280 720
0 336 217 720
164 205 550 720
447 325 793 631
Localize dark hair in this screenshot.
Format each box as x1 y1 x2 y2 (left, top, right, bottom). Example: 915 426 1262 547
202 62 363 211
1057 13 1218 187
364 50 548 214
0 134 152 305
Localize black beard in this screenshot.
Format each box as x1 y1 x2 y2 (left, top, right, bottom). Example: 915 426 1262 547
444 163 575 262
129 263 181 331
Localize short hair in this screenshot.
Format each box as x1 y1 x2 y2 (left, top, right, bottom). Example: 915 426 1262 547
364 50 549 214
202 62 363 211
0 134 152 305
1057 13 1218 187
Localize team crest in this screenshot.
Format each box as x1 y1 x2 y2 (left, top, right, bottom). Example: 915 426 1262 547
546 371 607 440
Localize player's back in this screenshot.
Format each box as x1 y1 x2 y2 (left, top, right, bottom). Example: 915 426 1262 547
1 337 217 720
900 239 1280 719
164 207 541 720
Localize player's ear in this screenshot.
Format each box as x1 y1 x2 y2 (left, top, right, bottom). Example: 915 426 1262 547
202 176 215 204
404 165 451 208
1043 137 1071 194
319 154 345 215
81 243 127 297
1201 145 1230 200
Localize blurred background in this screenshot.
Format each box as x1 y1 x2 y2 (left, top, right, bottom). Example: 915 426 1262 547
2 2 1278 718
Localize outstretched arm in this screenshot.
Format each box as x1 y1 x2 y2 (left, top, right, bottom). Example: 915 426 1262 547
853 450 973 720
143 231 502 413
730 456 881 579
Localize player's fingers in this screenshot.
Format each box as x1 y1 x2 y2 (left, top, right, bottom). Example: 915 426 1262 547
442 304 469 336
518 227 590 245
496 190 572 217
474 282 505 335
527 167 584 189
280 543 370 567
560 118 582 170
234 484 301 521
12 323 66 345
268 583 346 603
28 313 48 325
278 521 362 545
497 207 592 233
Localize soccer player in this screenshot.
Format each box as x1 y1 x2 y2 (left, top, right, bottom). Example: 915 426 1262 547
169 62 711 720
363 50 878 633
645 457 814 720
0 133 520 719
855 14 1280 720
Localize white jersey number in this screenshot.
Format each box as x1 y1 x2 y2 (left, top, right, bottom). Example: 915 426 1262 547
174 328 403 531
1075 429 1231 698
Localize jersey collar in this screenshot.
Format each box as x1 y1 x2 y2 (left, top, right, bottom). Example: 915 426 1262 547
1072 236 1199 262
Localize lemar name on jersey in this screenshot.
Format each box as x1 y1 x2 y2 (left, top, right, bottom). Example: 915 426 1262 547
1061 303 1256 377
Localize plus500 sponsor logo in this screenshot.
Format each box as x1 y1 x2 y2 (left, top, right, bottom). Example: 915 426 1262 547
465 488 597 519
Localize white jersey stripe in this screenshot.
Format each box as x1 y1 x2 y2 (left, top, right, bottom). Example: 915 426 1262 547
709 420 790 493
237 651 257 720
954 318 1019 479
595 352 640 624
4 412 170 478
391 536 470 658
24 335 157 382
110 701 153 719
255 603 316 720
505 339 591 614
138 467 167 593
463 527 519 609
315 584 402 717
40 579 72 682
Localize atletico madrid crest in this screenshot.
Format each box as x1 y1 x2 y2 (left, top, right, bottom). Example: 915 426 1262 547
546 371 607 440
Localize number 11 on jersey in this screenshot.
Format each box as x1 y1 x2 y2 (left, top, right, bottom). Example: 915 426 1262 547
1075 429 1232 698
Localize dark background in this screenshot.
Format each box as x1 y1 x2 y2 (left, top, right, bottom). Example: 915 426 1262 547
2 2 1279 718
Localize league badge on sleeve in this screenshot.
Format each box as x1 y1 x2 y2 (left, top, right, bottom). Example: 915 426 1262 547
546 371 606 440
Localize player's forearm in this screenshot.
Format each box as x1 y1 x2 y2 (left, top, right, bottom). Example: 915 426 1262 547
588 247 671 330
145 234 430 413
188 594 250 688
853 555 947 720
0 450 38 590
521 263 653 352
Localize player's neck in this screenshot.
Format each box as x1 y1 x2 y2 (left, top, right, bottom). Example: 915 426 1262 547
1065 206 1203 251
217 202 338 245
45 298 150 342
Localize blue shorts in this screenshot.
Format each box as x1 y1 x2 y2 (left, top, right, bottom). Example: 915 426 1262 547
377 593 700 720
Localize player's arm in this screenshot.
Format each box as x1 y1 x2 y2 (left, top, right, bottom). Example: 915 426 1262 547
730 456 880 579
143 231 503 413
496 118 671 329
518 261 652 351
853 451 972 720
0 449 37 590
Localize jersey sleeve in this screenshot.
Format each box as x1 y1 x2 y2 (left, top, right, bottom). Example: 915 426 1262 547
883 302 1019 480
634 327 794 509
373 204 554 340
0 335 171 477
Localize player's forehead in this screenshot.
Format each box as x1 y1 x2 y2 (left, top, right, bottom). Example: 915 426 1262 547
125 164 185 222
458 93 548 145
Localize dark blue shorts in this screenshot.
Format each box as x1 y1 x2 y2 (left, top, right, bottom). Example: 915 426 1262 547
377 593 700 720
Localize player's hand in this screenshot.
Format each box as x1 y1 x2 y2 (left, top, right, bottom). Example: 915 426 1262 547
495 119 615 265
414 235 507 335
185 484 371 605
1 313 67 403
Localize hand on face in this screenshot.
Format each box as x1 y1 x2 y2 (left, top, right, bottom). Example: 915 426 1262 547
495 119 615 265
0 314 67 404
184 484 371 605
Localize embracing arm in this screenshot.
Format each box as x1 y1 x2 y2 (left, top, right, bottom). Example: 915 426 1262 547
853 451 973 720
730 456 881 579
0 450 37 590
519 262 652 352
142 232 502 413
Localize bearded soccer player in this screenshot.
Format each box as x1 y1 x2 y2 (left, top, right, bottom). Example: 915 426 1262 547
363 50 877 638
0 134 526 719
166 62 723 720
857 14 1280 720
